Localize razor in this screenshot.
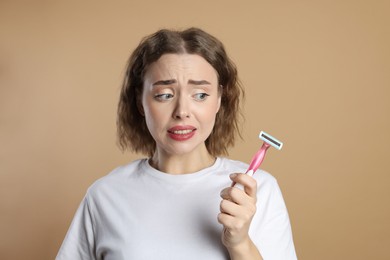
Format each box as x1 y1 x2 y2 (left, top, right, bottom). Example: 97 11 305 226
234 131 283 189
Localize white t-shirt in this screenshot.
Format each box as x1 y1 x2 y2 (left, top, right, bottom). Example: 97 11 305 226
56 158 297 260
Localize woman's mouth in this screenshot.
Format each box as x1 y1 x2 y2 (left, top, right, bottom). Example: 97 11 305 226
169 129 194 135
168 126 196 141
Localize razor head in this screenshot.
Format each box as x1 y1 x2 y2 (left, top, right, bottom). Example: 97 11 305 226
259 131 283 150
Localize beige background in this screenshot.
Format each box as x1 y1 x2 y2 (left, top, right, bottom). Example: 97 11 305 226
1 0 389 259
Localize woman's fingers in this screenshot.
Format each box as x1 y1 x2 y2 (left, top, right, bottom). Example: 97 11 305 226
220 186 256 208
218 174 258 248
219 194 256 222
230 173 258 198
219 173 258 227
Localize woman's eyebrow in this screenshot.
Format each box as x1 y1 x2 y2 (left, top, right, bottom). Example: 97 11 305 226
188 79 211 85
152 79 177 86
152 79 211 86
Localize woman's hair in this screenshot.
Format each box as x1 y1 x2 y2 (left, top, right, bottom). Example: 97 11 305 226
117 27 244 157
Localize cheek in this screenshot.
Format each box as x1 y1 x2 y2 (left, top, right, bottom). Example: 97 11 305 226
142 100 158 128
210 99 221 115
143 101 169 132
144 107 159 127
200 103 220 125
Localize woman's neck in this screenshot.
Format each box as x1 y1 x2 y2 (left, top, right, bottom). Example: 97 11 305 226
150 148 216 175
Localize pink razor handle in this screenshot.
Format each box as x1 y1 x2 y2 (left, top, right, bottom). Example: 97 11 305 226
232 143 270 189
246 142 271 175
232 131 283 190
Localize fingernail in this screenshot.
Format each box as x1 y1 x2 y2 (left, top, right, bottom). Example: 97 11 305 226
230 173 238 178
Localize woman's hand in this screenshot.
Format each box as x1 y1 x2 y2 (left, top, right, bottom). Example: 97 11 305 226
218 173 262 260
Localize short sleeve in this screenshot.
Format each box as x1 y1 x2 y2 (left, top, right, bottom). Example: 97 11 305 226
250 174 298 260
56 195 96 260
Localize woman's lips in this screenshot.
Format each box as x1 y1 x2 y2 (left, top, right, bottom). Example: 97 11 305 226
168 126 196 141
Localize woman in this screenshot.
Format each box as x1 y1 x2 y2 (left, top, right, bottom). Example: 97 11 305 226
56 28 297 260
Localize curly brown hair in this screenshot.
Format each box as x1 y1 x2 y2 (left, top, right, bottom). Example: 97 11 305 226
117 27 244 157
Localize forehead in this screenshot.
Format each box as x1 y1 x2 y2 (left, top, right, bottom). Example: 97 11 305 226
144 54 218 81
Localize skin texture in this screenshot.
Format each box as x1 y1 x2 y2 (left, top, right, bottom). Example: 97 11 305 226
141 54 262 259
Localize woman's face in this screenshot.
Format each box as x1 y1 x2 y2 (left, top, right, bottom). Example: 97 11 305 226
141 54 221 157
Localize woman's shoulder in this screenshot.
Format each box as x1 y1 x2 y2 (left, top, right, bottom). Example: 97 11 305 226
85 158 147 196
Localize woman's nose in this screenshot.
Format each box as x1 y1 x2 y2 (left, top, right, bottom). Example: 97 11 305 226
173 96 190 119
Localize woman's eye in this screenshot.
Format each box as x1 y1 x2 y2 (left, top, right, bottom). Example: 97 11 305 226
154 93 174 101
194 93 210 101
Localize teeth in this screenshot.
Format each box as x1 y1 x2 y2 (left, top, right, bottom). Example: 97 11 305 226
172 129 193 134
